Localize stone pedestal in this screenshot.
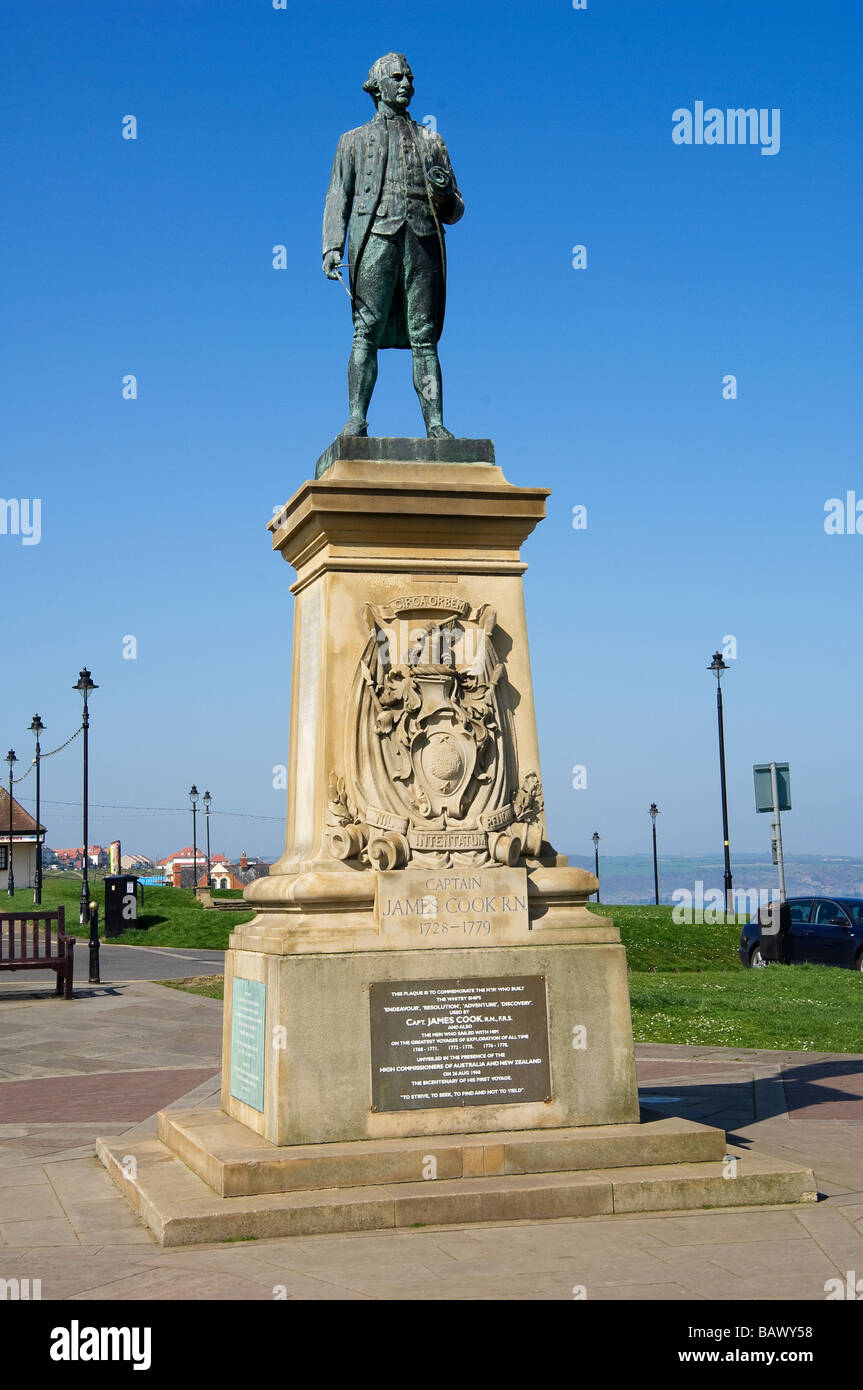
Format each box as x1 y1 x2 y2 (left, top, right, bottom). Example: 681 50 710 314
98 438 817 1242
252 437 558 891
224 437 639 1145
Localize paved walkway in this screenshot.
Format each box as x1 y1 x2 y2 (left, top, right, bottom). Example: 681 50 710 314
1 981 862 1300
0 944 225 989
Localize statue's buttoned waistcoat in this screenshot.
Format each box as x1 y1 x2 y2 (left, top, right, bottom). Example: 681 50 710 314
323 112 464 349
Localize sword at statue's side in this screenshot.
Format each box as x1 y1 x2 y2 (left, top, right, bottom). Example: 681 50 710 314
331 263 353 301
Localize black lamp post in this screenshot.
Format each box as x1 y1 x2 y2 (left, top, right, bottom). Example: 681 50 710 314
29 716 45 905
649 802 660 906
189 785 199 895
203 790 212 890
592 830 600 902
74 668 97 926
708 652 734 918
5 750 16 897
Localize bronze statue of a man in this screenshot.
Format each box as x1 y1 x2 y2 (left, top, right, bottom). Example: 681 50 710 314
322 53 463 439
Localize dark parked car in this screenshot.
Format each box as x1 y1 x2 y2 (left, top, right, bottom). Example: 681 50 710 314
739 897 863 969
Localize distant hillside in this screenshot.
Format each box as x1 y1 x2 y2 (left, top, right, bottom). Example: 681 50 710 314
564 853 863 905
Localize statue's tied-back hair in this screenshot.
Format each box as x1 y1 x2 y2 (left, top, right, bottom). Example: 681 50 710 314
363 53 413 106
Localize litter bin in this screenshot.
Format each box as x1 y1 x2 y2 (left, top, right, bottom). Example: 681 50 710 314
104 875 145 937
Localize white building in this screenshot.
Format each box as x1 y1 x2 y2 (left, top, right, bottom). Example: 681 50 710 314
0 788 46 891
157 845 225 888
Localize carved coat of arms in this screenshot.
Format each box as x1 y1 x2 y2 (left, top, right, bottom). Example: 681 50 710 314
326 596 546 869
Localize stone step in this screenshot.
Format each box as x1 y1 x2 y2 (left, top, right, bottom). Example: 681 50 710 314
97 1134 816 1247
159 1106 728 1197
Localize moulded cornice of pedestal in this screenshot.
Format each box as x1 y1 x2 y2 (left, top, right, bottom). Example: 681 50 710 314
269 466 550 574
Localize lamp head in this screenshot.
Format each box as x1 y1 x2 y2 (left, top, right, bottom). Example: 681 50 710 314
708 651 728 682
74 667 98 700
649 802 659 822
189 785 199 806
29 714 45 741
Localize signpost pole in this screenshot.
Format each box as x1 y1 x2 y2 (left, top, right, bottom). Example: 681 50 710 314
769 760 787 903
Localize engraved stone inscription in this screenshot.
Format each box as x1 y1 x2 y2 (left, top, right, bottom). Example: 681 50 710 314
369 974 551 1111
375 866 529 936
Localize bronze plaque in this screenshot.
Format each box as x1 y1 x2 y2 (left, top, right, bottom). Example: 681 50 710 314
369 974 551 1112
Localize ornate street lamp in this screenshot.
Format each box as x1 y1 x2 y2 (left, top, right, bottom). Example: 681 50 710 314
189 785 199 895
708 652 733 918
74 667 98 926
5 750 16 897
29 715 45 905
649 802 660 906
592 830 600 902
203 790 212 890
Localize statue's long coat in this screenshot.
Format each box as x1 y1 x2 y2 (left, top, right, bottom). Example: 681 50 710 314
323 116 464 348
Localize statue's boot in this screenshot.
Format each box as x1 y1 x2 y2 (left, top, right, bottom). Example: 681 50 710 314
342 342 377 436
413 347 454 440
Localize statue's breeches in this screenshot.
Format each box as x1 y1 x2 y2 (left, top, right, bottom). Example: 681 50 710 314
352 226 443 350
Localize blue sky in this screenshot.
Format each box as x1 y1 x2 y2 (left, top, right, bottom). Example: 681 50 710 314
2 0 861 870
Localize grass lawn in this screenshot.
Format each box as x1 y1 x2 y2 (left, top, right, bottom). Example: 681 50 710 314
585 902 745 972
10 873 253 948
582 903 863 1052
161 976 225 1000
629 966 863 1052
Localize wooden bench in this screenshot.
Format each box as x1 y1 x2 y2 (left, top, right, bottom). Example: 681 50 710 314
0 906 76 998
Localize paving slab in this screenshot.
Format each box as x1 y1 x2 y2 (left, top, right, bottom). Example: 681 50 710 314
0 1216 82 1246
0 1068 219 1123
793 1204 863 1269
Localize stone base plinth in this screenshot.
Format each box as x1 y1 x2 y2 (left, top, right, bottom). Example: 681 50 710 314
314 434 496 478
159 1107 726 1196
96 1113 816 1247
221 937 640 1147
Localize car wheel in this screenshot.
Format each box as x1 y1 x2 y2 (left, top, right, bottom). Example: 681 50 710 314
855 951 863 973
750 945 767 968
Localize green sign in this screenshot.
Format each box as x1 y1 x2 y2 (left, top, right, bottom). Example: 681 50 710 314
753 763 791 813
230 977 266 1112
